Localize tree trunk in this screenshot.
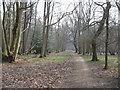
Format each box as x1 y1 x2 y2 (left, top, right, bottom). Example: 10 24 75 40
2 2 14 62
10 2 20 52
78 20 81 54
22 3 27 54
14 10 23 60
40 1 51 57
40 1 47 57
2 31 7 56
73 41 77 53
7 3 12 48
91 40 98 61
73 28 77 53
44 2 50 56
78 3 81 54
82 42 85 55
104 1 110 69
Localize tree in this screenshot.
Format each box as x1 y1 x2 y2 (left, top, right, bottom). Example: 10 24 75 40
70 1 82 54
104 1 110 69
25 1 39 54
69 16 78 53
40 1 78 57
2 1 36 62
91 2 111 61
116 2 120 11
40 0 50 57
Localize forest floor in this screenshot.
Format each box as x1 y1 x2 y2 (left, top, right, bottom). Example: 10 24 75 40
2 51 119 88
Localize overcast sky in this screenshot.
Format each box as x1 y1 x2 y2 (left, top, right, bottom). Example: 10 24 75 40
0 0 118 22
36 0 118 22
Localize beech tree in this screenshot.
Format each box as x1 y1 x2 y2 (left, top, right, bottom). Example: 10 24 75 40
2 1 36 62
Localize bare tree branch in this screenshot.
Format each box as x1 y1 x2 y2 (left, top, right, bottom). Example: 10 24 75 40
46 4 79 27
20 2 36 10
116 2 120 11
94 2 106 11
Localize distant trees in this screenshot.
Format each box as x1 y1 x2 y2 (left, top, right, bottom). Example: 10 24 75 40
68 0 99 56
68 1 84 54
1 0 118 64
68 15 78 53
54 21 70 52
67 1 118 63
40 0 78 57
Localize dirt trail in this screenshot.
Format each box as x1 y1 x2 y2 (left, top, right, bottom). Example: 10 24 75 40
54 51 118 88
2 51 118 88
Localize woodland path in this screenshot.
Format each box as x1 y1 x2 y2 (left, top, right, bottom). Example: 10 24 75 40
2 51 118 88
53 51 118 88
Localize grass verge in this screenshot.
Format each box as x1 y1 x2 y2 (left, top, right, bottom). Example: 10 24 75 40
48 55 71 62
29 57 47 63
28 55 71 63
17 56 32 60
80 55 118 68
